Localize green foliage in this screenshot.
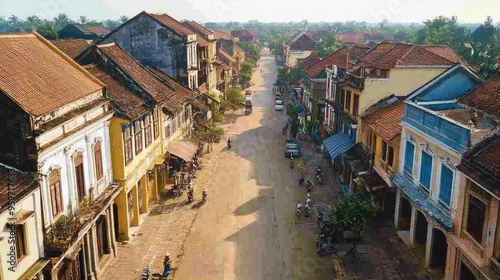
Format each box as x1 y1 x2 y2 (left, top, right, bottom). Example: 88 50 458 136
276 67 304 88
44 213 78 255
223 87 244 112
239 42 261 60
304 120 319 135
329 194 379 233
315 34 342 57
287 105 299 120
240 61 253 73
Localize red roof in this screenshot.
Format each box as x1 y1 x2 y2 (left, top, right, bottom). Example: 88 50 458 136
148 13 195 36
358 42 456 69
213 30 233 41
50 39 90 59
218 48 236 63
362 100 405 141
459 73 500 119
231 29 255 38
298 53 320 69
83 25 110 35
287 31 314 46
182 21 214 38
423 45 461 63
305 45 368 78
215 59 230 71
335 32 367 43
0 166 38 214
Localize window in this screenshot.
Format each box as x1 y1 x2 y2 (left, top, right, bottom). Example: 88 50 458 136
15 224 27 261
49 169 63 217
465 195 487 244
134 120 143 154
340 89 345 107
94 141 103 181
353 94 359 116
345 91 351 112
172 117 177 133
381 141 388 161
351 128 357 142
388 146 394 167
144 115 152 147
74 153 85 203
127 191 134 221
404 141 415 175
153 108 159 140
419 151 433 190
176 114 180 129
184 107 189 124
123 126 133 164
165 124 171 138
439 165 453 206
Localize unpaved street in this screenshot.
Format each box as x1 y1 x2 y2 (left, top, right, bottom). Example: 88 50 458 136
173 56 334 280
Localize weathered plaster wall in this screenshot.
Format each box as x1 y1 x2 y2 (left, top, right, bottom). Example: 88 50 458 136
103 14 188 86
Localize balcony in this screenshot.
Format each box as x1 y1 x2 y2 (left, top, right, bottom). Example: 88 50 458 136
345 73 365 91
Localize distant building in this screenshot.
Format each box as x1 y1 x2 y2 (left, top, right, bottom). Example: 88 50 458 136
58 24 110 39
283 31 316 68
230 29 257 42
335 32 386 46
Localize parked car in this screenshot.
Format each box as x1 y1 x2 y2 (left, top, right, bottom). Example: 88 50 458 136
284 139 300 157
275 99 284 111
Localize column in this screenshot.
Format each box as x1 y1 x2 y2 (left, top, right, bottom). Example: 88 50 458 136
394 188 401 229
409 207 418 244
425 223 434 268
104 120 113 182
131 186 140 226
80 242 88 280
90 225 99 278
107 206 118 255
64 146 76 214
104 209 114 256
84 233 96 280
85 134 95 197
114 190 130 241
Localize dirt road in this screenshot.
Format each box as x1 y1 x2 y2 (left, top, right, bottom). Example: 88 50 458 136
173 56 335 280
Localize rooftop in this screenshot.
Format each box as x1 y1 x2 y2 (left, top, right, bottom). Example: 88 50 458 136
0 32 103 117
305 45 369 78
50 39 91 59
181 21 214 39
213 30 233 41
459 73 500 119
298 52 320 69
0 164 38 214
148 13 195 36
362 98 405 141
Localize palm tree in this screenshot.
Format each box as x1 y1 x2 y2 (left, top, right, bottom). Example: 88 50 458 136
26 15 41 30
53 13 71 28
38 20 59 39
79 16 88 24
8 15 21 31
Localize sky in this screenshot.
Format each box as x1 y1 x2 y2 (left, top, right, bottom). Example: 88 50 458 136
1 0 499 23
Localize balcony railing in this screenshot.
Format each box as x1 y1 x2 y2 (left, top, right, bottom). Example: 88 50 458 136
345 73 365 91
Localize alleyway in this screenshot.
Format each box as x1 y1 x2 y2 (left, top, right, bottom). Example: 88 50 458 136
100 56 425 280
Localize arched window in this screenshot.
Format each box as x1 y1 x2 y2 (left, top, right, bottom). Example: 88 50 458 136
49 169 63 217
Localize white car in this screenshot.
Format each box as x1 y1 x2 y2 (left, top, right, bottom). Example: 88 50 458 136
275 100 284 111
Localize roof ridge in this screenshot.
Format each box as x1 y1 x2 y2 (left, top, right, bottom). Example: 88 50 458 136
305 47 347 71
417 44 456 65
396 45 417 66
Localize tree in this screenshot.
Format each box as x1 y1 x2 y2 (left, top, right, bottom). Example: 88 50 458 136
223 87 244 113
190 124 225 153
329 194 379 233
79 16 88 24
26 15 42 30
239 73 252 87
37 21 59 39
8 15 21 31
119 16 129 23
315 34 341 57
240 61 253 74
53 13 71 28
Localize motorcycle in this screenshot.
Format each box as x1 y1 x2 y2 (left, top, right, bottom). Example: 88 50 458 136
317 211 324 225
202 190 207 204
296 206 302 218
316 173 323 185
290 156 294 169
162 264 173 279
187 189 194 203
141 265 151 280
304 205 311 218
227 140 232 149
307 180 313 192
298 174 305 185
317 241 336 256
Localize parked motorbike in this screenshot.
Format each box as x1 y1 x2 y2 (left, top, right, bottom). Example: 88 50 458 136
317 211 324 225
317 241 336 256
298 174 305 185
296 206 302 218
141 265 151 280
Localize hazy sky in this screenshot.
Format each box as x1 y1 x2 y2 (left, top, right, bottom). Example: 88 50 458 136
1 0 499 23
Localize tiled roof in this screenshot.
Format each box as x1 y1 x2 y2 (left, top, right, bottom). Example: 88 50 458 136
50 39 91 59
423 46 461 63
304 45 370 78
0 164 38 214
298 53 320 69
97 43 179 111
213 30 233 41
197 35 208 47
182 21 214 39
359 42 456 69
287 31 314 46
459 73 500 119
231 29 255 38
362 100 405 141
149 68 197 108
83 25 110 35
148 13 195 36
234 44 245 56
335 32 367 43
0 33 104 117
218 48 236 63
84 64 148 119
215 59 230 71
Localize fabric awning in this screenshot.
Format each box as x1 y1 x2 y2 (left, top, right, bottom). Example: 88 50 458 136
167 140 198 162
322 133 355 159
361 171 389 192
8 209 35 224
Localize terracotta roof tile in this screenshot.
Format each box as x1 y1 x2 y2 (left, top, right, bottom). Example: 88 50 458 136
217 48 236 63
148 13 195 36
0 33 104 117
335 32 367 43
50 39 91 59
234 44 245 56
287 31 314 46
215 59 230 71
213 30 233 41
231 29 255 38
362 100 405 141
423 46 461 63
0 165 38 214
82 25 110 35
459 73 500 119
182 21 214 38
85 64 148 119
305 46 368 78
298 53 320 69
97 43 179 111
149 68 197 107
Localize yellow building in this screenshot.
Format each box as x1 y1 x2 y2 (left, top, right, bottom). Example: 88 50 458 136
78 43 197 241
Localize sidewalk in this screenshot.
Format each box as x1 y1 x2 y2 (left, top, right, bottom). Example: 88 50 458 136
297 137 426 280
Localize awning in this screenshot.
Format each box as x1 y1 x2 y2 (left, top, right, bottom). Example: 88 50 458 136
167 140 198 162
361 171 389 192
322 133 355 159
18 259 50 280
8 209 35 224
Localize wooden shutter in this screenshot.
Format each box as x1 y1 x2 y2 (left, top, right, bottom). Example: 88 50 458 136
55 182 63 214
439 165 454 206
404 141 415 175
15 224 26 259
94 142 103 180
419 151 433 190
50 184 57 216
75 163 85 202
